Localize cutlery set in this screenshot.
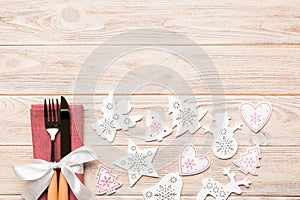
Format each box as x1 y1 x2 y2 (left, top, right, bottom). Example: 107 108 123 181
44 97 70 200
13 96 96 200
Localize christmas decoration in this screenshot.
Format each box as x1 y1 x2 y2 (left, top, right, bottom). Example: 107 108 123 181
145 110 173 142
96 165 122 195
233 145 262 175
179 145 210 176
114 139 158 187
203 113 242 159
143 173 182 200
93 92 142 142
168 96 207 137
197 168 251 200
240 102 272 133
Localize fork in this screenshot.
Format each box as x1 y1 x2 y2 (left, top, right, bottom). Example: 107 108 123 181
44 99 60 200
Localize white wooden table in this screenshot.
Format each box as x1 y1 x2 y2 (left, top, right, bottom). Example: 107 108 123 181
0 0 299 199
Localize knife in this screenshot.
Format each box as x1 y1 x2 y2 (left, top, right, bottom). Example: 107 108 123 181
59 96 71 200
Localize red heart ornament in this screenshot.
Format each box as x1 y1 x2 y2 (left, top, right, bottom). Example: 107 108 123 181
179 145 210 176
240 102 272 133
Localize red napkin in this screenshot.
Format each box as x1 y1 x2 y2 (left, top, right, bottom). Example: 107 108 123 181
30 104 84 200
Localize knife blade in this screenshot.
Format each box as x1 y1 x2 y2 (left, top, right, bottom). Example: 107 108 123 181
59 96 71 200
60 96 71 158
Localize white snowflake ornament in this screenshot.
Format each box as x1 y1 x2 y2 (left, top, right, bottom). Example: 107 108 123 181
168 96 207 137
143 173 182 200
114 139 158 187
145 110 173 142
93 92 142 142
203 113 242 159
197 168 251 200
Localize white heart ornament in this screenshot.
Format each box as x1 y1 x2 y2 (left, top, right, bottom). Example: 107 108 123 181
143 173 182 200
240 102 272 133
179 145 210 176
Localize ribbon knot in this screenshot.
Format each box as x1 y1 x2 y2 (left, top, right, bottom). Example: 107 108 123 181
50 162 61 169
13 145 98 200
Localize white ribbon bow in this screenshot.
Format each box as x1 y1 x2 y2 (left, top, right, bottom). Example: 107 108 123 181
13 145 98 200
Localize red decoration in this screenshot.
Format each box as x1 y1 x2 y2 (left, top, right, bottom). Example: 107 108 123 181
96 165 122 195
233 145 262 175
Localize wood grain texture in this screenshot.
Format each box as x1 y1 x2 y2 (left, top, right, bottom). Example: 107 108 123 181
0 96 299 146
3 146 300 196
0 196 298 200
1 0 300 199
0 46 299 95
0 0 300 45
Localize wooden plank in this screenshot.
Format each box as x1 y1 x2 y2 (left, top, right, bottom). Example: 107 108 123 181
0 0 300 45
0 46 299 95
0 96 298 146
2 146 300 196
0 196 298 200
0 196 299 200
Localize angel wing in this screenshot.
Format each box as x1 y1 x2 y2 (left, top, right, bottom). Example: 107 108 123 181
101 91 116 118
115 96 132 115
115 114 142 131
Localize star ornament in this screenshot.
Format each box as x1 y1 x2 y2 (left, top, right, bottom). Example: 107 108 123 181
114 140 159 187
168 96 207 137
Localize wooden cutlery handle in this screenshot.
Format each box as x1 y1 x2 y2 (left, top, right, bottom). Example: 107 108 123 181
58 172 69 200
47 170 58 200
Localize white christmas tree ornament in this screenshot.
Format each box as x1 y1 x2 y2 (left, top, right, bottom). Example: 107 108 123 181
168 96 207 137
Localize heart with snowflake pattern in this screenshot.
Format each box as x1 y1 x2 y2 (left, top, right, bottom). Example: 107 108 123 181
240 102 272 133
179 145 210 176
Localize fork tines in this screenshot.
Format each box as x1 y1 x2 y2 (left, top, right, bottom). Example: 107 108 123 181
44 99 60 123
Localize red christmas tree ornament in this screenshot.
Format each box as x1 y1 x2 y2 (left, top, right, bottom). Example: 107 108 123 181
233 145 262 176
96 165 122 195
